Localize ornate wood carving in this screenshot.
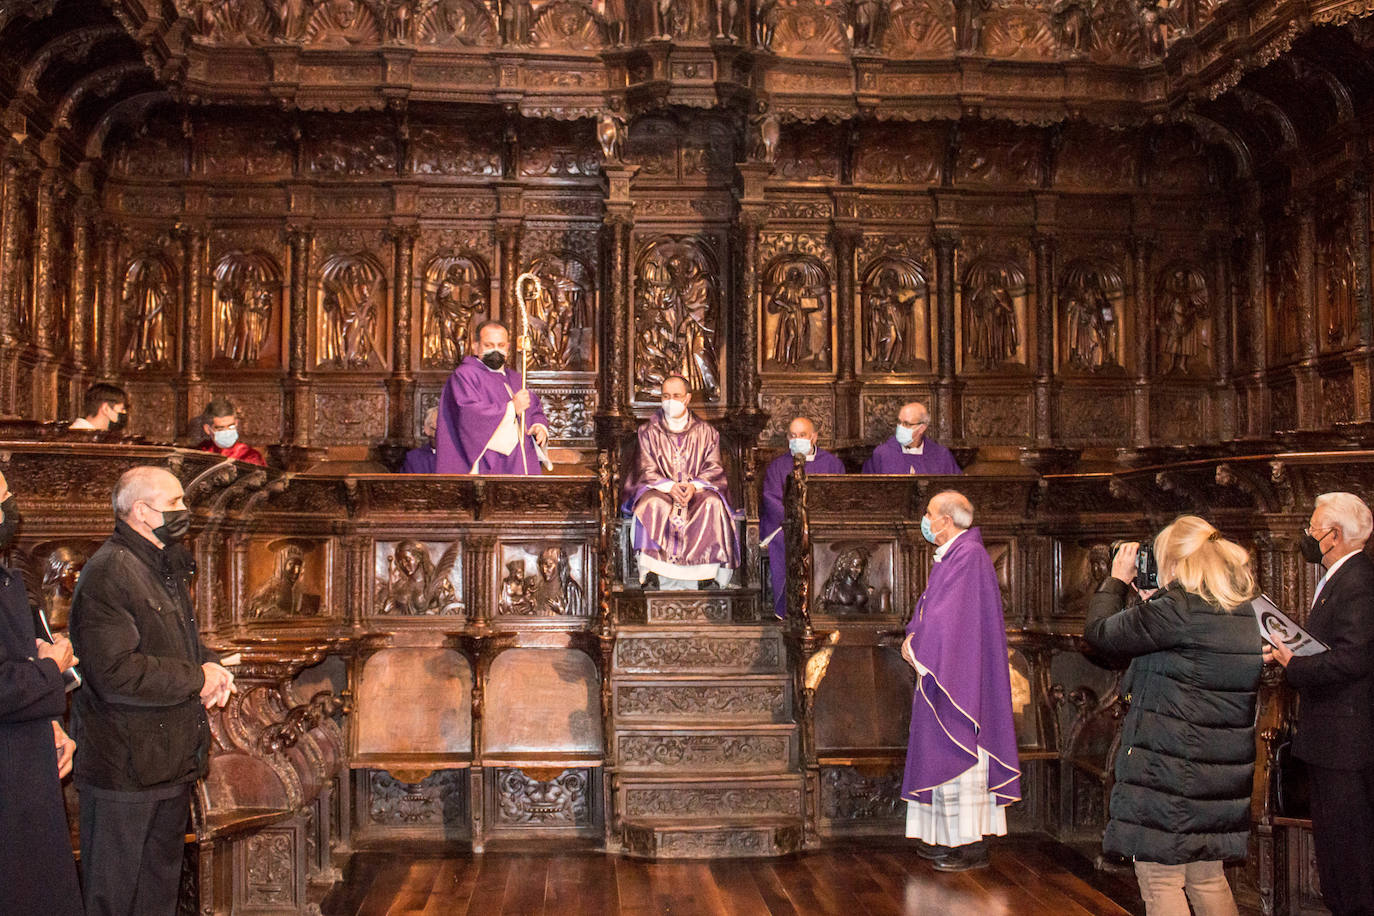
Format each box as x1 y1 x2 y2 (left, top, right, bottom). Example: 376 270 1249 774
1154 261 1211 376
212 250 281 368
762 255 831 371
632 235 722 402
494 767 593 826
316 252 388 370
861 255 930 372
375 539 462 616
121 255 176 369
961 257 1028 371
1059 259 1123 373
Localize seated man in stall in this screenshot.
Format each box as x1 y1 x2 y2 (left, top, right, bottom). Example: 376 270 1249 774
436 320 550 475
400 407 439 474
622 374 739 589
69 383 129 432
862 400 962 475
196 397 266 466
760 416 845 617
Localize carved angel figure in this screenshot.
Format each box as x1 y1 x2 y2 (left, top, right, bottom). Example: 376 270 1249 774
527 546 585 616
249 540 314 620
597 112 626 161
377 540 460 615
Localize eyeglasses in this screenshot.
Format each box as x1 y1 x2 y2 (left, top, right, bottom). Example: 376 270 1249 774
897 419 929 429
1304 525 1334 539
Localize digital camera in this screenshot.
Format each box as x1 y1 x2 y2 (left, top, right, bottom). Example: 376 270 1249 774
1111 540 1158 591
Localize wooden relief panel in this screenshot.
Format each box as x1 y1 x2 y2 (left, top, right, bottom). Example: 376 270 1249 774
854 124 943 185
1054 126 1137 190
245 538 326 621
861 255 930 373
978 4 1056 60
496 542 588 617
538 387 596 442
420 253 489 369
812 540 896 617
19 539 99 632
1318 207 1358 351
492 767 594 828
813 647 913 750
759 1 850 54
355 648 472 756
860 390 926 443
959 257 1028 372
633 235 723 402
373 540 463 617
1057 387 1131 442
483 649 602 753
312 388 389 445
625 117 678 180
212 250 282 368
880 0 957 58
774 122 843 183
1055 540 1112 618
303 119 396 175
1059 258 1124 373
1154 261 1211 376
520 120 599 179
529 1 606 49
758 389 835 444
315 252 389 370
762 255 832 372
409 122 501 176
414 0 500 45
955 123 1044 187
196 118 293 178
523 252 595 371
1087 0 1149 64
121 255 176 370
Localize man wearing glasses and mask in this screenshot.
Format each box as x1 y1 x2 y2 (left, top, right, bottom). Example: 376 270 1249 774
70 467 236 916
862 400 962 475
1265 492 1374 916
435 320 550 475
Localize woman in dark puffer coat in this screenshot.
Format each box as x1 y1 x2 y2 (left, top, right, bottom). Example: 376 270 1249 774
1085 515 1263 916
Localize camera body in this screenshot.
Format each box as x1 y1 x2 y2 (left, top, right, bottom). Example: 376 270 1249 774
1111 540 1159 591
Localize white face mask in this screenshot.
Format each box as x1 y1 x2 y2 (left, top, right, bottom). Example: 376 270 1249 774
212 428 239 449
661 398 687 420
895 424 915 446
788 437 812 456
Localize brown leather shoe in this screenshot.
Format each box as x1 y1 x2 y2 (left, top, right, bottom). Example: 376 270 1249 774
931 841 990 872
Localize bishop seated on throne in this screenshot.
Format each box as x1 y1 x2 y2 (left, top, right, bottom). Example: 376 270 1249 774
621 374 740 590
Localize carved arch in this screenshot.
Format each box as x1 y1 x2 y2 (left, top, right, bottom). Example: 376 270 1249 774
1179 113 1253 182
53 61 151 131
84 91 172 161
1234 88 1299 155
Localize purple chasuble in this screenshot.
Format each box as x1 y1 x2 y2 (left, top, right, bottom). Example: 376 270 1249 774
862 436 962 475
621 411 740 573
761 448 845 616
902 527 1021 805
400 445 436 474
435 356 550 475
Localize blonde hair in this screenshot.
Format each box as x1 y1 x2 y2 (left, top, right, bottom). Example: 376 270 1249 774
1153 515 1257 612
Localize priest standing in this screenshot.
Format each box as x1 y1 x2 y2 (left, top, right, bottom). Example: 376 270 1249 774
863 400 962 475
901 490 1020 872
622 374 740 589
759 416 844 617
436 320 550 475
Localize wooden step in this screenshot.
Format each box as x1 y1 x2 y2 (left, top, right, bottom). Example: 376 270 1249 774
614 589 766 625
620 821 803 859
613 723 798 773
612 628 785 675
615 773 804 823
612 675 793 724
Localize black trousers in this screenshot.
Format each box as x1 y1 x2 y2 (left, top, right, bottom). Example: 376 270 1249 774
1308 763 1374 916
79 784 191 916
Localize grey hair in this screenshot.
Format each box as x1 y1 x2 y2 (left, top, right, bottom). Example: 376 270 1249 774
112 466 177 520
1316 492 1374 545
930 490 973 530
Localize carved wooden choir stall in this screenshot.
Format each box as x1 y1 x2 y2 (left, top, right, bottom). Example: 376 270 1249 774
5 0 1374 912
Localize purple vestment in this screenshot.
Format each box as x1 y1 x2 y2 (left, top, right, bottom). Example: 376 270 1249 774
862 435 962 475
621 411 740 576
400 445 436 474
902 527 1021 805
435 356 550 475
761 448 845 616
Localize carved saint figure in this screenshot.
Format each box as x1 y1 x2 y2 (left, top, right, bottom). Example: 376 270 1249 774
318 254 386 369
249 540 314 620
851 0 883 48
524 254 593 370
963 264 1021 369
377 540 460 615
764 258 830 369
635 239 722 400
213 251 279 365
821 545 888 614
1156 266 1209 374
754 110 780 164
122 257 173 369
1060 264 1121 371
527 546 585 615
862 258 926 371
715 0 739 37
38 543 88 631
499 559 533 614
422 255 488 368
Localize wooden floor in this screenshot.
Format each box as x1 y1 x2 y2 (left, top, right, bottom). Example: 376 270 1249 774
320 837 1144 916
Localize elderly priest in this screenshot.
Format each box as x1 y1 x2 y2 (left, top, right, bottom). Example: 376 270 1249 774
436 320 550 475
863 400 962 475
622 374 740 589
901 490 1020 872
759 416 845 617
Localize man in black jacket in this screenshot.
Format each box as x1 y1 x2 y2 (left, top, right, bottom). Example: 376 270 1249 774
1266 491 1374 916
0 470 82 915
70 466 235 916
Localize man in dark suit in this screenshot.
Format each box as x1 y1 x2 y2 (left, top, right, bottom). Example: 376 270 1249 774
0 470 82 915
70 466 236 916
1266 491 1374 916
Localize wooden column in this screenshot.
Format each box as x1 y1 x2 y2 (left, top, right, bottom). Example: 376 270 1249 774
832 225 860 444
388 224 417 442
497 223 521 333
1129 235 1152 448
736 210 764 410
1032 232 1055 446
0 146 22 349
70 195 95 380
1209 233 1235 441
286 226 312 447
97 221 120 382
1349 173 1374 422
598 163 637 438
1296 199 1319 428
180 223 207 436
932 229 958 443
31 168 60 418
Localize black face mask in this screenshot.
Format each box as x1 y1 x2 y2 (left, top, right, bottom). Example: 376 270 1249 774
152 508 191 546
0 495 20 549
480 350 506 371
1299 531 1329 565
107 410 128 432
